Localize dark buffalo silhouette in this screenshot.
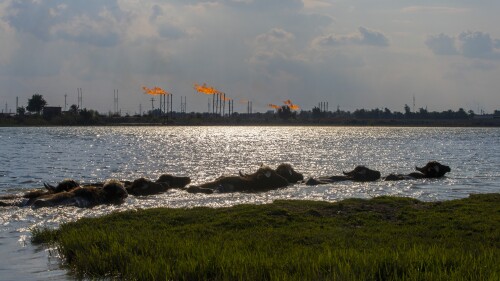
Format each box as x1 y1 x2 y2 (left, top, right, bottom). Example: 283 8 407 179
126 178 168 196
31 179 128 209
187 165 291 194
125 174 191 196
384 161 451 181
156 174 191 188
0 179 81 207
306 166 381 185
275 163 304 183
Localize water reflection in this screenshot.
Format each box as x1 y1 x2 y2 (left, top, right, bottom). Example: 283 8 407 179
0 126 499 280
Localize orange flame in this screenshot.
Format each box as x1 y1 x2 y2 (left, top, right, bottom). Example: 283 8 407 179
283 99 300 110
194 83 222 95
142 86 170 95
268 103 280 109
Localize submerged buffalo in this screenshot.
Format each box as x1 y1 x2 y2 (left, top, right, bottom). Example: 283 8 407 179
0 179 81 207
0 179 127 208
31 179 128 208
125 174 191 196
187 164 301 194
274 163 304 183
384 161 451 181
306 165 381 185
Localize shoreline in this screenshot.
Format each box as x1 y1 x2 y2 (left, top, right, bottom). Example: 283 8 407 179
2 117 500 127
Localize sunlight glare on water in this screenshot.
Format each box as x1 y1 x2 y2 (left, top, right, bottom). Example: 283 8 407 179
0 126 499 280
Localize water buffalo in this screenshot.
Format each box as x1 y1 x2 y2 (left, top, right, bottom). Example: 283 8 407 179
0 179 81 207
126 178 168 196
306 166 381 185
384 161 451 181
31 179 128 209
125 174 191 196
275 163 304 183
156 174 191 188
187 165 291 194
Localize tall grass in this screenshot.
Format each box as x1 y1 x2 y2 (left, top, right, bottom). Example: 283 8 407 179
33 194 500 280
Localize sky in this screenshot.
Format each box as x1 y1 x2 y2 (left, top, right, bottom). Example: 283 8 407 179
0 0 499 115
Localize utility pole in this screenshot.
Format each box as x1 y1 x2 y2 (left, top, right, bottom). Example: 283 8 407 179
77 88 83 109
114 89 119 115
222 93 226 116
166 94 169 117
150 97 155 111
181 96 187 114
413 94 416 113
212 94 215 115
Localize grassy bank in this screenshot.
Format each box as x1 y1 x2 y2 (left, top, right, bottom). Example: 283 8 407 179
33 194 500 280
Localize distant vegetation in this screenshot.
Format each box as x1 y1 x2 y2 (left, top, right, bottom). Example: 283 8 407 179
1 94 499 126
33 194 500 280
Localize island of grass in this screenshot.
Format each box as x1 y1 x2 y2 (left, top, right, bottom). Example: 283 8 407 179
33 193 499 280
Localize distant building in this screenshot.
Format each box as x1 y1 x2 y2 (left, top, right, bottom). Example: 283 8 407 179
43 106 62 118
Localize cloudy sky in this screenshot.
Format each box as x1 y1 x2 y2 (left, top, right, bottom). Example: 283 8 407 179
1 0 499 114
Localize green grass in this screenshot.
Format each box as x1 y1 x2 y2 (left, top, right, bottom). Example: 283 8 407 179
33 194 500 280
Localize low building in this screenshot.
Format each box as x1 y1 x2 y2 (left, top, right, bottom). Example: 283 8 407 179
43 106 62 118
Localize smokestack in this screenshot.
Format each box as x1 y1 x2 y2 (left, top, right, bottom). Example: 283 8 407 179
223 93 226 117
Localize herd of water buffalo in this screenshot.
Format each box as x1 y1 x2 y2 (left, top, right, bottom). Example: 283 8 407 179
0 161 450 209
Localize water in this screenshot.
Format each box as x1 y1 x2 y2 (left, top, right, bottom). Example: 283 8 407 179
0 126 499 280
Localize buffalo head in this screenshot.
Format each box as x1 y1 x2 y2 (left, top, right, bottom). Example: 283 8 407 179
101 179 128 204
415 161 451 178
275 163 304 183
43 179 79 193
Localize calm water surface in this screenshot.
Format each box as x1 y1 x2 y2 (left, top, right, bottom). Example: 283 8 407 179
0 126 499 280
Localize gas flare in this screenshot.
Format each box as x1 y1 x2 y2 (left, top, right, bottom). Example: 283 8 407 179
193 83 222 95
269 100 300 110
283 99 300 110
142 86 170 95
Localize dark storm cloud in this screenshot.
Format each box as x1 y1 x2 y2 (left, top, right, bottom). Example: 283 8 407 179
313 27 389 47
425 33 458 55
5 0 123 47
427 31 500 59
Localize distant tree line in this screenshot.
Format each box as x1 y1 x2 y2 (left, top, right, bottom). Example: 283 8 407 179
307 104 476 120
3 94 497 127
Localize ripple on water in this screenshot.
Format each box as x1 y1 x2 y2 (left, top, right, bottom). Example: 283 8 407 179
0 126 499 280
